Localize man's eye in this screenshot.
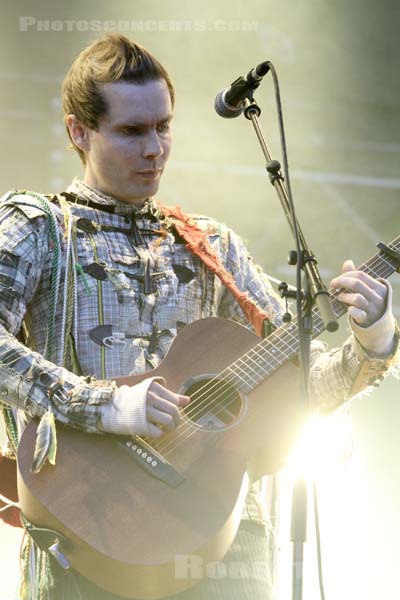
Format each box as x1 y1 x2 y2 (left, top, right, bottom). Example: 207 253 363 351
122 127 140 135
157 123 170 133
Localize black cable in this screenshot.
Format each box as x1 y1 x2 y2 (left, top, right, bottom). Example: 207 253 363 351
313 480 326 600
265 62 326 600
264 61 310 402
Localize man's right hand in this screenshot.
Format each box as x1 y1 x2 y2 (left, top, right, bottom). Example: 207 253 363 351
100 377 190 438
146 380 190 438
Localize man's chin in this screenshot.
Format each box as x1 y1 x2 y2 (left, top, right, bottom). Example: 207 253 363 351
119 184 160 206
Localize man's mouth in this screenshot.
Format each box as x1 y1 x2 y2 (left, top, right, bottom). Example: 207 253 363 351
136 169 162 179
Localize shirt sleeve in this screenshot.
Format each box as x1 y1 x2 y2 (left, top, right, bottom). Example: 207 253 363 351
0 200 115 434
216 225 398 412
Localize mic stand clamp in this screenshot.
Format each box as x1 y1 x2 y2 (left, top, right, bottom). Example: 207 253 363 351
278 281 308 324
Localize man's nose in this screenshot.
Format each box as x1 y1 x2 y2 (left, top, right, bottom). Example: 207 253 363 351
142 129 163 158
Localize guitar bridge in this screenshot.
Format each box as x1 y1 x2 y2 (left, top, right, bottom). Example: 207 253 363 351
114 435 185 488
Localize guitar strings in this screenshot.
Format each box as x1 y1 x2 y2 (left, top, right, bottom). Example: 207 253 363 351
172 252 393 430
152 334 298 457
150 250 397 458
159 301 327 457
156 275 342 450
177 253 394 432
154 294 371 457
152 300 330 458
154 318 301 455
153 251 395 457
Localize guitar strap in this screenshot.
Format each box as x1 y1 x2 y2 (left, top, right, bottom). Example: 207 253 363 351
159 204 274 338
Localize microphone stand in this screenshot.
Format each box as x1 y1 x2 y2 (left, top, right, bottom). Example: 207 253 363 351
241 96 338 600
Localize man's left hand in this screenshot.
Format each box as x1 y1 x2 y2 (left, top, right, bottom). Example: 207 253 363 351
330 259 396 355
331 259 387 326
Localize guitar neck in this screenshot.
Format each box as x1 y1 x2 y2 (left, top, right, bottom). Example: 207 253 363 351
223 237 400 393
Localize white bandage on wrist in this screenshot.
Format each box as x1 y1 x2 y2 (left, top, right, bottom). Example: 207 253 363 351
100 377 159 437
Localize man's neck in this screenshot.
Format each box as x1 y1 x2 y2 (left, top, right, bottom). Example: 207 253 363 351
81 179 146 207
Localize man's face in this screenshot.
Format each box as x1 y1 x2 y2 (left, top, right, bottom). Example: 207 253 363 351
81 79 173 206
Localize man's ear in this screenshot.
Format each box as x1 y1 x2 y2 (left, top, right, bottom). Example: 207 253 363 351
66 114 90 152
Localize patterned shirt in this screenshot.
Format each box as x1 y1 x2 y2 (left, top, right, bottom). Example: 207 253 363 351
0 179 396 475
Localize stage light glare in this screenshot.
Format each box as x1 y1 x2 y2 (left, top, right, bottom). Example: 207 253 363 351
286 411 353 478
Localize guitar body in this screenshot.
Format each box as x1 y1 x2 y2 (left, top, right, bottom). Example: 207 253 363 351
17 317 304 599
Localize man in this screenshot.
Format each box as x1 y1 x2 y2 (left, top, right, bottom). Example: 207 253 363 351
0 33 397 599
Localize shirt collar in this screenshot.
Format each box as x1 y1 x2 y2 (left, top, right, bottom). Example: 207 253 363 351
66 177 159 217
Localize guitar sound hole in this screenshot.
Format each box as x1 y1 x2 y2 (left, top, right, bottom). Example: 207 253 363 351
182 377 243 431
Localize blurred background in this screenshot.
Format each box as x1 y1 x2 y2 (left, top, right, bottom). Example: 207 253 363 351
0 0 400 598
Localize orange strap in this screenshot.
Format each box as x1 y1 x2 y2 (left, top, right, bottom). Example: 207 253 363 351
159 204 272 337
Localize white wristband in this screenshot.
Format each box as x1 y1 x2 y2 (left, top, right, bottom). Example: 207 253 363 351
100 377 159 437
350 280 396 356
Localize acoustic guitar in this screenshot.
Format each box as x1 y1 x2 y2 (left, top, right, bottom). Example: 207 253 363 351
17 239 400 599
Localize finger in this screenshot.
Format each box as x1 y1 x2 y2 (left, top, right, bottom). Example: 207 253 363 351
147 406 177 431
331 275 386 302
342 259 356 273
333 271 387 295
148 397 180 427
149 390 191 426
149 381 190 407
348 306 368 325
146 422 164 438
338 292 381 325
337 292 369 312
177 395 191 407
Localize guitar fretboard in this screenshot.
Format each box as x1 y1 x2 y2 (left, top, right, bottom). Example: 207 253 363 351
222 237 400 393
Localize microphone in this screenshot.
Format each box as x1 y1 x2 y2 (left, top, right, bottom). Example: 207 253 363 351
214 61 270 118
